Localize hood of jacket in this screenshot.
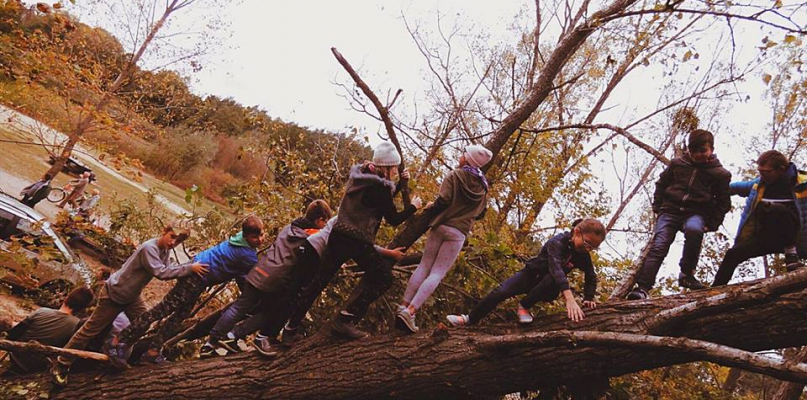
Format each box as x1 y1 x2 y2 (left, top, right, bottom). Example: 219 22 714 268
454 169 488 203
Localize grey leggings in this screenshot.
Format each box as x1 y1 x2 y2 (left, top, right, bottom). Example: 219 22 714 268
403 225 465 309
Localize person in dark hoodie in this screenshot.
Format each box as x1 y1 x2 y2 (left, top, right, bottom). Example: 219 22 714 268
713 150 807 286
248 215 407 356
447 218 605 326
396 145 492 333
105 215 264 369
198 200 332 357
627 129 731 300
327 141 421 339
19 173 53 208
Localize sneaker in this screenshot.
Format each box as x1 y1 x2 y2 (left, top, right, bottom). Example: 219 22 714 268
280 327 303 346
517 305 534 324
331 315 369 340
396 304 407 314
50 360 69 387
252 335 279 358
786 253 804 271
446 314 469 327
103 338 130 369
626 287 649 300
199 342 218 359
678 273 707 290
139 348 167 364
396 308 419 333
215 338 242 354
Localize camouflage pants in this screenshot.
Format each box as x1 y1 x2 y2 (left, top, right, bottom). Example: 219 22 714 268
117 274 206 349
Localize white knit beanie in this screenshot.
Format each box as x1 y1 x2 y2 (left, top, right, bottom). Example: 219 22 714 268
464 144 493 168
373 141 402 167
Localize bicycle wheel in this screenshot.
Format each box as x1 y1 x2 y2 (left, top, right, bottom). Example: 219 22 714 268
47 188 66 203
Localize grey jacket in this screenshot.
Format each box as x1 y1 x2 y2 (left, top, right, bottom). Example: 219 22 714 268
245 219 316 293
106 238 192 304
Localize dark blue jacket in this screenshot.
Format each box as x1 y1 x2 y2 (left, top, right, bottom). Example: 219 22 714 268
524 231 597 301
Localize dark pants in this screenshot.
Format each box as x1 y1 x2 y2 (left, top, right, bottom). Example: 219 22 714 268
284 231 391 326
636 213 706 290
335 232 394 321
209 281 265 340
283 246 344 332
468 267 559 324
118 274 207 348
231 241 322 339
713 202 799 286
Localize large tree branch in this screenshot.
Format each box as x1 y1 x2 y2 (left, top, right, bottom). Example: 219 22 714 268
602 7 807 34
331 48 411 204
15 273 807 399
476 330 807 383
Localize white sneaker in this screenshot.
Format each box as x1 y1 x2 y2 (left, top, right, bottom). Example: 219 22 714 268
396 308 419 333
446 314 469 327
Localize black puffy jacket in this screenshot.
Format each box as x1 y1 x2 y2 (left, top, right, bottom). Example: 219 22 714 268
652 153 732 231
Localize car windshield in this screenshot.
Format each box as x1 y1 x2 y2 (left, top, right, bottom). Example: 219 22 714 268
0 209 71 263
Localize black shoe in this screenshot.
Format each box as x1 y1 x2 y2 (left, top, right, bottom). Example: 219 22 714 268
252 335 279 358
199 342 218 359
678 273 707 290
280 326 303 346
50 360 70 387
215 337 242 354
626 287 649 300
786 253 803 271
331 315 368 339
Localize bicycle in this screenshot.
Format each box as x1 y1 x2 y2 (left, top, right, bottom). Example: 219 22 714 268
47 187 66 203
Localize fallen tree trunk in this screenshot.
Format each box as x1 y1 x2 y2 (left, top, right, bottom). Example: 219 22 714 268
14 268 807 399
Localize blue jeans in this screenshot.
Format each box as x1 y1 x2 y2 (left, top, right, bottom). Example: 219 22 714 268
209 282 265 341
636 213 705 290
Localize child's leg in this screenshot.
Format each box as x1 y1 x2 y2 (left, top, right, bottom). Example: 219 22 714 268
208 282 266 341
402 229 443 305
468 268 539 324
285 239 352 330
409 226 465 310
59 287 125 365
118 275 203 346
679 215 706 276
519 274 560 309
712 241 775 286
635 213 682 290
341 239 393 321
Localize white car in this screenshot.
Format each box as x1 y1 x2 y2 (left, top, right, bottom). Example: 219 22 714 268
0 192 90 304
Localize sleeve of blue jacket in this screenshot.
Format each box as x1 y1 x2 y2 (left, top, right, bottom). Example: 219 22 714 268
545 236 571 292
730 180 756 197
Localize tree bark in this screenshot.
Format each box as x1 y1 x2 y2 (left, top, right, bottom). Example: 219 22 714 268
11 269 807 399
771 347 807 400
